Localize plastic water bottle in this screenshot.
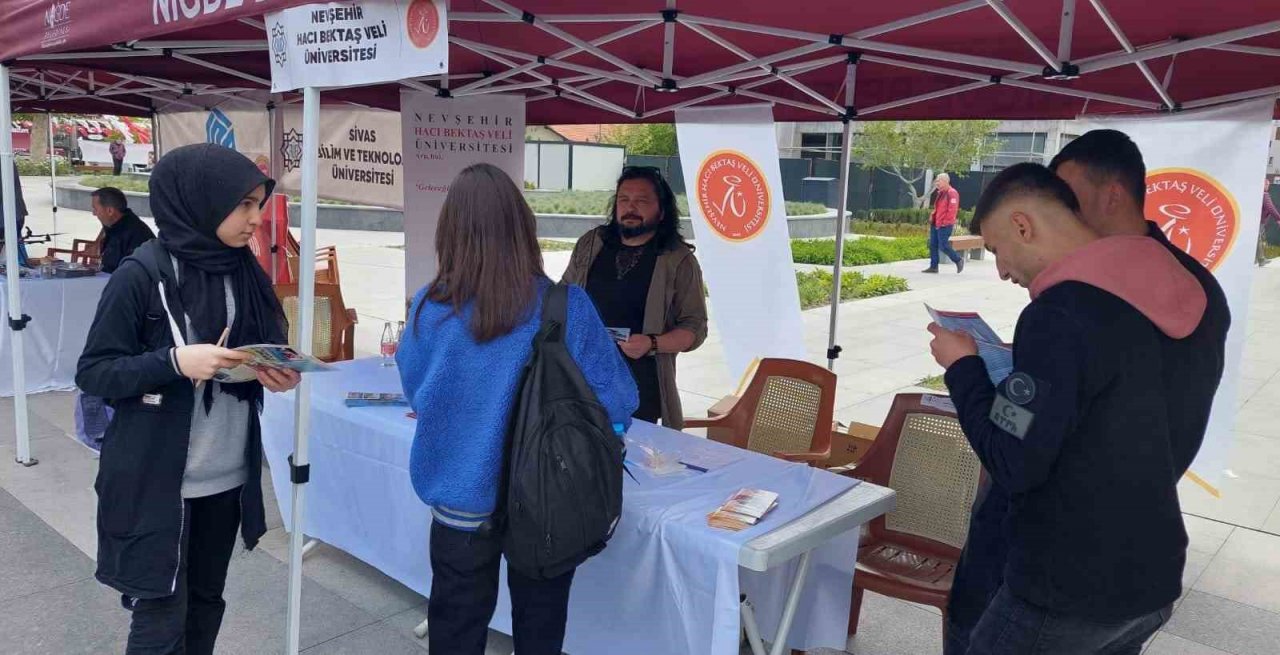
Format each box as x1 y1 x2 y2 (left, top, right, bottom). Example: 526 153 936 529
380 322 397 367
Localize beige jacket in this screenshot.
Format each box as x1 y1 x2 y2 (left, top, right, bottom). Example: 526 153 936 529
562 227 708 429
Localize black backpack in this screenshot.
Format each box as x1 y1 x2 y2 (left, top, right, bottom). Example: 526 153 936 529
493 283 626 580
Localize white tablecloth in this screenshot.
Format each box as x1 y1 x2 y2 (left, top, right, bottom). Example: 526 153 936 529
0 274 109 397
262 358 870 654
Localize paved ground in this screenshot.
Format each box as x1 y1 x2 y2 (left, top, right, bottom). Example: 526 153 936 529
6 175 1280 654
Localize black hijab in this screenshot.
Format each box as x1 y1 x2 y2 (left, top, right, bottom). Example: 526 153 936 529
150 143 287 409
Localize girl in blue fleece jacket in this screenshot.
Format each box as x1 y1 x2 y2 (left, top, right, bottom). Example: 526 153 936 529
397 163 638 655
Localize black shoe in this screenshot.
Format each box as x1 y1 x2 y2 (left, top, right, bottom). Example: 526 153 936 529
956 258 966 273
922 267 939 274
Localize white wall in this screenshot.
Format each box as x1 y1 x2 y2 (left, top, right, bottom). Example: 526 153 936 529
537 143 570 191
570 145 624 191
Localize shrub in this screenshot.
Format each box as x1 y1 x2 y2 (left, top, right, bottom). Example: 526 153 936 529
521 190 828 217
794 269 910 309
792 236 930 266
853 207 975 227
80 175 149 193
15 157 70 177
849 221 968 238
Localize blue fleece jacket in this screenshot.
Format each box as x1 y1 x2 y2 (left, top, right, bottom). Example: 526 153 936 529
397 279 639 530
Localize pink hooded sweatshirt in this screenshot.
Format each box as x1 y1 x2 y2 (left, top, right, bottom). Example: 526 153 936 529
1029 236 1207 339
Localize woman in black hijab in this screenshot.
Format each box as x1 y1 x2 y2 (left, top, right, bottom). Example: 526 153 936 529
78 143 300 655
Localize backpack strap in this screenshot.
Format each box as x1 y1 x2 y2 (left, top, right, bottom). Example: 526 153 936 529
539 283 570 344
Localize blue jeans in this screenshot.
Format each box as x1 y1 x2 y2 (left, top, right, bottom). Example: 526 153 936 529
966 585 1172 655
930 223 962 268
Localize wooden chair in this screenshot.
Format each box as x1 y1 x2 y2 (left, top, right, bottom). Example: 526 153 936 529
46 233 103 266
286 246 340 285
274 283 358 362
839 393 984 639
682 358 835 464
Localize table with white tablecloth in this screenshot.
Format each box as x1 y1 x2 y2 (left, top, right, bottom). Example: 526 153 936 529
261 358 895 655
0 274 110 396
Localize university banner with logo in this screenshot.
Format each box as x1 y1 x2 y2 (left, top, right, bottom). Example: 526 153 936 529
266 0 448 93
400 91 525 296
157 108 273 175
675 104 806 380
1084 98 1274 492
276 106 404 208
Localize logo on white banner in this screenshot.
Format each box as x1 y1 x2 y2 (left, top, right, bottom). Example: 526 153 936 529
270 21 289 66
281 129 303 173
205 109 236 149
695 150 771 241
1146 168 1241 271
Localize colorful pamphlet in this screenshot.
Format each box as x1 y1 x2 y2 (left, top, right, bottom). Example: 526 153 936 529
212 345 335 383
707 488 779 531
925 304 1014 385
606 327 631 343
345 392 408 407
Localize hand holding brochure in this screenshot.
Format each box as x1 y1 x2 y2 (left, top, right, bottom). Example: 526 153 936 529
926 304 1013 385
212 345 335 383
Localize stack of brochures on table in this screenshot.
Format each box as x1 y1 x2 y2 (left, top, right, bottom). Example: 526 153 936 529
925 304 1014 385
707 488 779 531
344 392 408 407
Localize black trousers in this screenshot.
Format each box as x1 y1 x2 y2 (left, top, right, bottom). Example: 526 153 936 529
428 521 576 655
112 159 124 176
122 486 241 655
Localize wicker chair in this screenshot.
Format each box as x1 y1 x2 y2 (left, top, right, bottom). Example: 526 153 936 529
682 358 835 464
286 246 340 285
838 393 984 638
274 283 358 362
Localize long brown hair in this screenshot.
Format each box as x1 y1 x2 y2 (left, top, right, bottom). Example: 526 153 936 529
420 163 545 342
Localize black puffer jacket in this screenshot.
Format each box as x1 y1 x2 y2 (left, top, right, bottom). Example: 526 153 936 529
76 240 267 599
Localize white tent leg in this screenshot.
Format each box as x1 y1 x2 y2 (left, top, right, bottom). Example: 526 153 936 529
413 617 429 640
48 113 57 249
826 62 857 371
284 85 320 655
2 65 36 467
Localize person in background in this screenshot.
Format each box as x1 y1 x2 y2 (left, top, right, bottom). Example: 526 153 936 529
397 163 637 655
924 172 965 274
77 144 300 655
0 161 30 265
110 138 127 176
1260 178 1280 266
931 163 1215 654
562 166 708 427
91 186 155 273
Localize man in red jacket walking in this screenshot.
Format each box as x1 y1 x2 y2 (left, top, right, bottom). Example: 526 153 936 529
925 172 965 274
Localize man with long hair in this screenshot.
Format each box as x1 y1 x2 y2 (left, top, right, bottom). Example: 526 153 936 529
563 166 708 427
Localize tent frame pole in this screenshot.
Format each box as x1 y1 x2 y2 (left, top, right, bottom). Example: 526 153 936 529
284 85 320 655
1 64 36 467
827 61 856 371
48 111 57 249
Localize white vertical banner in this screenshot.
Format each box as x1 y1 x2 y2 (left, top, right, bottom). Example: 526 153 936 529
1085 98 1274 491
400 91 525 297
267 0 448 93
676 104 806 380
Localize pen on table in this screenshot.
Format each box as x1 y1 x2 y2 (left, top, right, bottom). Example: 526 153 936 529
194 326 231 392
680 461 708 473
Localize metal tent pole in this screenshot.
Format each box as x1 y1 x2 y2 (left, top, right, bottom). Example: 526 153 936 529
47 113 57 248
826 59 857 371
1 65 36 467
284 86 320 655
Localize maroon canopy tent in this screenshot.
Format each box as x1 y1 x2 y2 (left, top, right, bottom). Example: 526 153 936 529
3 2 1280 653
3 0 1280 122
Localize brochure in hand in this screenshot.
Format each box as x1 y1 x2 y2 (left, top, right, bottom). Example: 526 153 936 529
707 488 779 531
212 345 335 383
925 304 1014 385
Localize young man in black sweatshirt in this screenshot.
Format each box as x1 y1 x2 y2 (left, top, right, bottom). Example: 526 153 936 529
930 163 1216 654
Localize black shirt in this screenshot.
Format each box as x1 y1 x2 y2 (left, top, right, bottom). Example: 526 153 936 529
585 238 661 422
101 209 156 273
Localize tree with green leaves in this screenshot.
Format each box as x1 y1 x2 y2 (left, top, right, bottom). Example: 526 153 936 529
605 123 678 156
851 120 999 208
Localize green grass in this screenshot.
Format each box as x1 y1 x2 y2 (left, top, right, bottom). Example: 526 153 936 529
855 207 975 226
792 236 930 267
1266 243 1280 260
80 175 149 193
795 270 910 310
538 239 576 252
522 190 827 217
917 374 947 392
849 221 968 238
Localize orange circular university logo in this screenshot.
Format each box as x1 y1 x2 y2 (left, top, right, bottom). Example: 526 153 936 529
406 0 441 50
1145 168 1240 272
695 150 771 241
